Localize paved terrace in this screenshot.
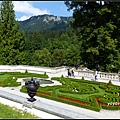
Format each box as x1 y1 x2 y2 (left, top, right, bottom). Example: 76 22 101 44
0 66 120 119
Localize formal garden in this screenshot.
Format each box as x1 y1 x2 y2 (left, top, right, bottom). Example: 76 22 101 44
1 0 120 118
0 71 120 112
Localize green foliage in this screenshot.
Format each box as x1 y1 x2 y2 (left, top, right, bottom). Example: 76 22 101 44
0 103 38 118
81 77 85 80
24 29 81 67
65 1 120 72
99 83 107 89
105 85 120 93
59 82 99 94
0 1 26 65
17 72 49 79
20 85 27 93
51 90 58 97
44 72 47 76
108 80 112 85
51 49 65 66
0 76 21 87
20 76 120 112
0 72 49 87
25 69 28 73
32 48 51 67
91 98 99 107
98 93 119 104
102 105 120 110
61 74 64 78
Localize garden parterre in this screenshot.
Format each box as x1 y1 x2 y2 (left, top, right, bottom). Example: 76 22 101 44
0 71 120 112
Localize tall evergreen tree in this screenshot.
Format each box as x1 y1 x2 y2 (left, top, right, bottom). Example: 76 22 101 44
0 1 26 65
65 1 120 72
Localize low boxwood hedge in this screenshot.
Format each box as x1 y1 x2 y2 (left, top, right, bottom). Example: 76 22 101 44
102 105 120 110
20 76 120 112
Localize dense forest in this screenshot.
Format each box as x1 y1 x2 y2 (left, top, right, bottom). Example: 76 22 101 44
24 29 80 67
0 1 120 73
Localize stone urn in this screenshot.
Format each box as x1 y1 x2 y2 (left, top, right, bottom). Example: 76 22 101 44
25 77 40 102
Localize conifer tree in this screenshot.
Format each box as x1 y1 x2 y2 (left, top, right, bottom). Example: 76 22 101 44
0 1 26 65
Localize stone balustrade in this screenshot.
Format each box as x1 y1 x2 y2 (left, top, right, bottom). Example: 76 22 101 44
99 72 118 80
75 67 119 81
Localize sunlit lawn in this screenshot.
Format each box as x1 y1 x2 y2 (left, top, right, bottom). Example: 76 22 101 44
0 74 11 81
0 103 39 118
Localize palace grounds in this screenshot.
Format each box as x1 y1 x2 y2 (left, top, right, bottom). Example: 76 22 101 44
0 67 120 119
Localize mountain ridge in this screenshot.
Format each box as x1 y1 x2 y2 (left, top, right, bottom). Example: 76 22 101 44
18 14 73 32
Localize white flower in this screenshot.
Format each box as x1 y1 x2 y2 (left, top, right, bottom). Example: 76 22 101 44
20 111 23 113
22 113 24 116
12 107 16 110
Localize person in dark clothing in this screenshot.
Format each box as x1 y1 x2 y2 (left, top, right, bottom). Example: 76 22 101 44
75 63 78 70
71 68 75 77
67 68 71 77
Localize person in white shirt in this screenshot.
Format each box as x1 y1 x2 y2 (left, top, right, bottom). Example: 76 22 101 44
94 70 98 81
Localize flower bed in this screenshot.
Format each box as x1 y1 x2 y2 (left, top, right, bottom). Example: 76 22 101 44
37 92 51 96
58 96 89 106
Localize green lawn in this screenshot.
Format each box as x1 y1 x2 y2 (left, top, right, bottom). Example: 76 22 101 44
0 74 11 81
0 103 38 118
0 72 49 87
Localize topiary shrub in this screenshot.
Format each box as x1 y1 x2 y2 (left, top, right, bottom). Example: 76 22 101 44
44 72 47 75
91 97 99 107
61 74 64 78
81 77 85 80
25 69 28 73
51 90 57 98
108 80 112 85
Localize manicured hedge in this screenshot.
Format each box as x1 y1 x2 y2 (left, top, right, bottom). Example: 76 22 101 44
102 105 120 110
36 92 101 112
20 76 120 112
0 72 49 87
0 76 21 87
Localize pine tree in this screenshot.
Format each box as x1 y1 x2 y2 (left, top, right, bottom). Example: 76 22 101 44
0 1 26 65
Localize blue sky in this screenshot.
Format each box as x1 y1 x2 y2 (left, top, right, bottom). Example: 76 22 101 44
0 1 73 21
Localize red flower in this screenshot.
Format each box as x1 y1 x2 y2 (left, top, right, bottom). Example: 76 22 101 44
57 96 89 106
37 92 51 96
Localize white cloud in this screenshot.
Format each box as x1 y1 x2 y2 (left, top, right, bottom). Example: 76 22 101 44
13 1 50 21
17 15 31 21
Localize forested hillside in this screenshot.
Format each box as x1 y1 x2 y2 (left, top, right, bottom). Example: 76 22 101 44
24 29 81 67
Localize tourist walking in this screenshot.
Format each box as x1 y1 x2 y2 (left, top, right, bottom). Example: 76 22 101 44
67 67 71 77
94 70 98 81
71 67 75 77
